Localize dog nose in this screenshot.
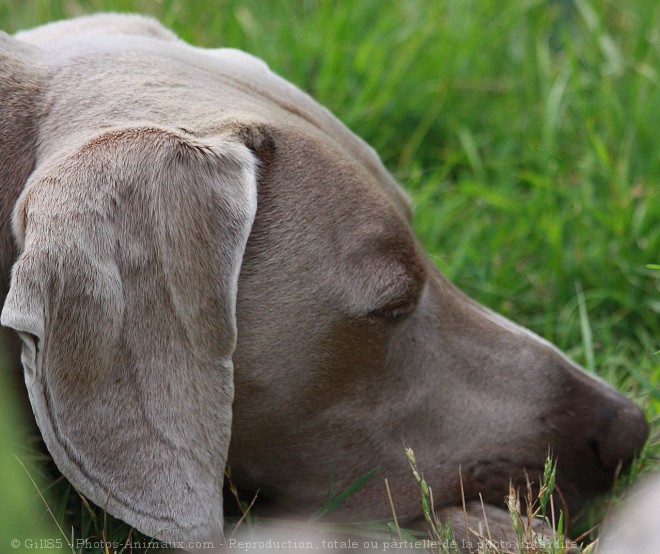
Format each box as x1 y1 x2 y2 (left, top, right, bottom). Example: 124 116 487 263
548 364 649 500
591 400 648 470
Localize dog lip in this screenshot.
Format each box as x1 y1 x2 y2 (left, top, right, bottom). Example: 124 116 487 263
449 455 615 518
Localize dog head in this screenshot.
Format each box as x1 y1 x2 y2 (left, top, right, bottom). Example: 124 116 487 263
0 14 648 544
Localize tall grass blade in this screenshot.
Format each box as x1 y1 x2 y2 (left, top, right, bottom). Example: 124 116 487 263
309 467 378 522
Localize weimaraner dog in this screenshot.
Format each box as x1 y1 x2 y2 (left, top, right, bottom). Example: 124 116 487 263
0 13 649 548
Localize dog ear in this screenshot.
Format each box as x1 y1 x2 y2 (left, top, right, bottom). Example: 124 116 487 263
1 127 258 542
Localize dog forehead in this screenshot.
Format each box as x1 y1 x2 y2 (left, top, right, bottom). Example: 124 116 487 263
31 31 412 219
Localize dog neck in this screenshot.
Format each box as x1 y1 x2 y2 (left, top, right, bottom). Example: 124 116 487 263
0 35 44 295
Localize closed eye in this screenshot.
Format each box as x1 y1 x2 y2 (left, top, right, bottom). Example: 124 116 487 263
367 301 414 321
366 279 424 322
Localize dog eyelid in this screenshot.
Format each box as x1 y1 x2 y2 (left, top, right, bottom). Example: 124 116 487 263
367 302 415 321
367 278 425 322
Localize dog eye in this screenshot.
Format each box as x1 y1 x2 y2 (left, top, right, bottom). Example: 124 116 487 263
366 296 418 322
364 265 427 323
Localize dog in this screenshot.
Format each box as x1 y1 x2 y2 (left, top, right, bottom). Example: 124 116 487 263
0 13 649 549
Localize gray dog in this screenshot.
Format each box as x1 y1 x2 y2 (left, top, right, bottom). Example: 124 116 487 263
0 13 648 548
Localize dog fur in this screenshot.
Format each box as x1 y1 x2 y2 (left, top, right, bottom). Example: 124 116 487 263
0 14 648 548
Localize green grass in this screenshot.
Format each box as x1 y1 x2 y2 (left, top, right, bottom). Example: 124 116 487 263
1 0 658 552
